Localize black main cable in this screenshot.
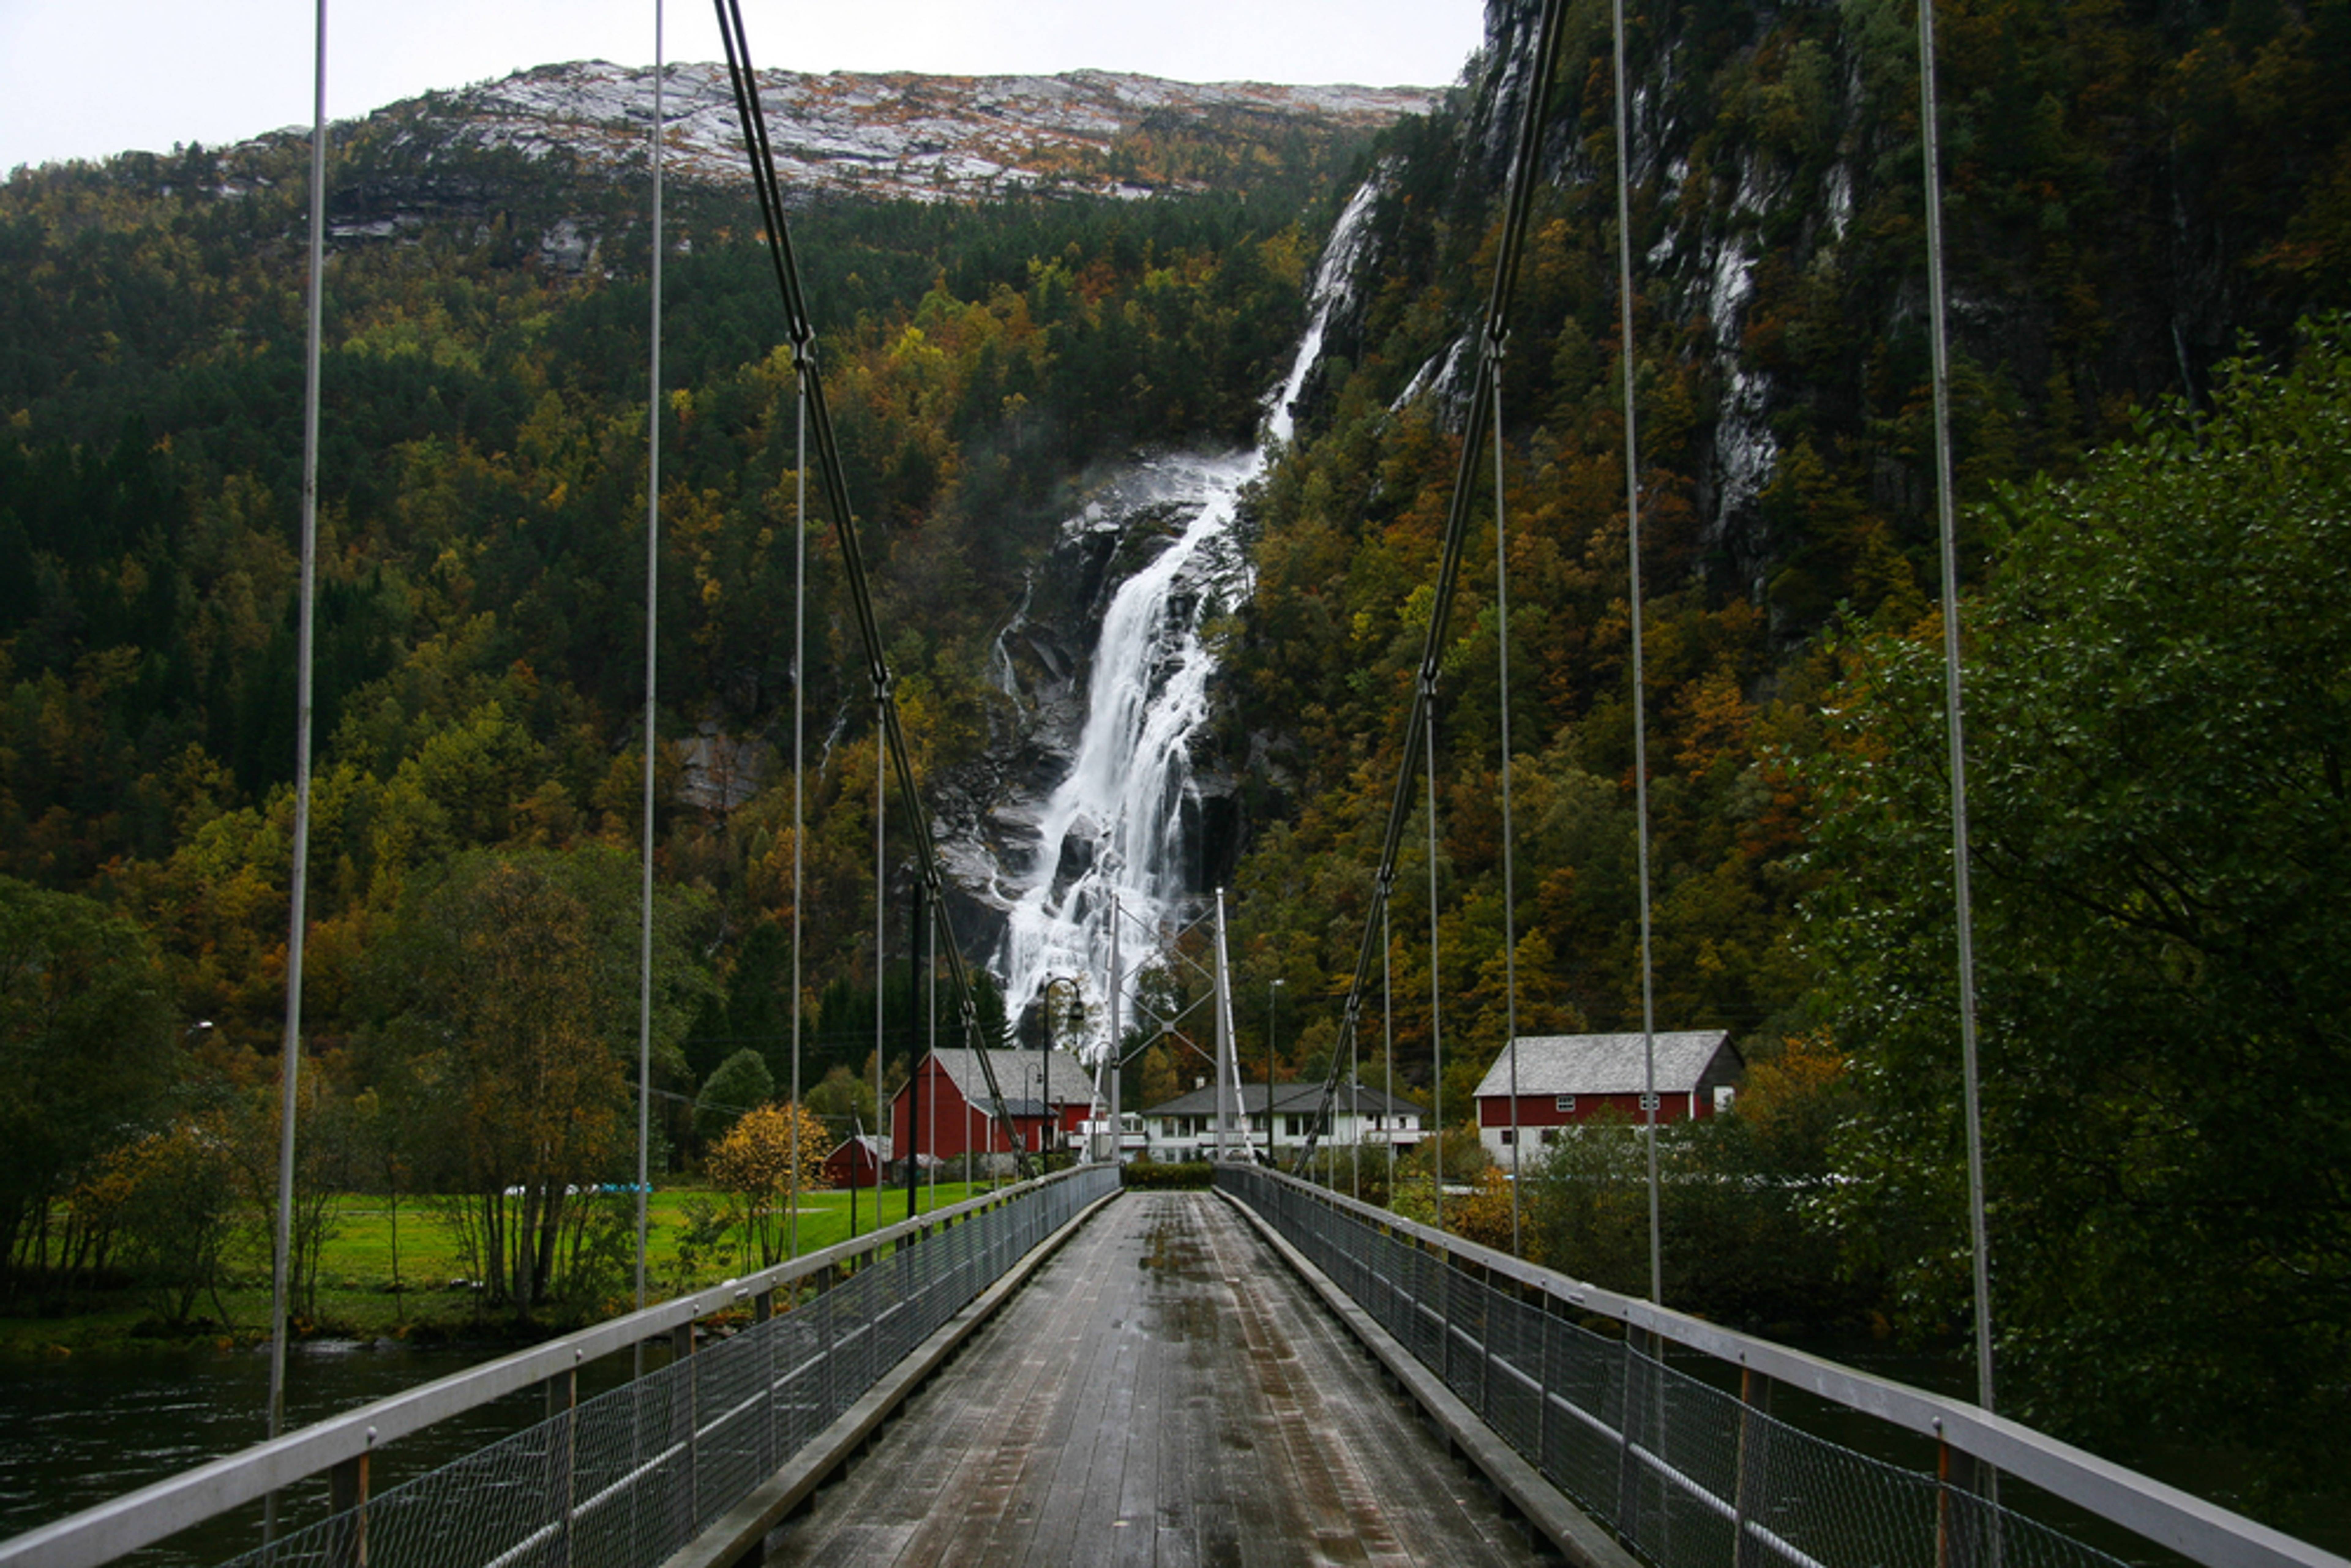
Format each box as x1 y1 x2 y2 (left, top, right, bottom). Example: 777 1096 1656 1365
712 0 1032 1173
1295 0 1571 1173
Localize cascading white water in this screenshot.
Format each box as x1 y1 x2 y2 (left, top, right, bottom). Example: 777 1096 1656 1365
996 174 1384 1058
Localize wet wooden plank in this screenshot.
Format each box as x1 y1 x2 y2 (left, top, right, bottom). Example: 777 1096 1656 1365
760 1191 1549 1568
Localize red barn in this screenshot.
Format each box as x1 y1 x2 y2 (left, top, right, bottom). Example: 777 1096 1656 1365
1473 1031 1744 1160
822 1135 891 1188
891 1046 1092 1163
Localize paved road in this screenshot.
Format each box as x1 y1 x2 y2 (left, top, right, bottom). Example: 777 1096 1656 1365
761 1189 1547 1567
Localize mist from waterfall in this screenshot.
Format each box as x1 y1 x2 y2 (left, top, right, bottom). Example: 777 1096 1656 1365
995 174 1383 1060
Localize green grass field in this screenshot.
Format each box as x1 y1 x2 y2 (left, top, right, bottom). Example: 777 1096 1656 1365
0 1180 1004 1354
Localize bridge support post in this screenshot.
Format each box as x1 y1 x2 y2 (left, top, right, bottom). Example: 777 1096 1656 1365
1937 1431 1994 1568
754 1288 776 1481
1613 1332 1643 1551
327 1453 368 1568
1732 1366 1770 1568
674 1322 699 1533
545 1355 578 1568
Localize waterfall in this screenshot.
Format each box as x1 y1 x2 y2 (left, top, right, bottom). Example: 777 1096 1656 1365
996 173 1384 1058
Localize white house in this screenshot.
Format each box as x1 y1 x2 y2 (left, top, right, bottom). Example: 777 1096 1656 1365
1138 1081 1424 1161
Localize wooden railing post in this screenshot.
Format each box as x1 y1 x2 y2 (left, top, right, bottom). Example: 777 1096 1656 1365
327 1448 368 1568
673 1320 698 1529
545 1352 578 1568
1938 1427 1990 1568
1733 1365 1771 1568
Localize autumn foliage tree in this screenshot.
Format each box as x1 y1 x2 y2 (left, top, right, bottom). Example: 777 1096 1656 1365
707 1102 831 1268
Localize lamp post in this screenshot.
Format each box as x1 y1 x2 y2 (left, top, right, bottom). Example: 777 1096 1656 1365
1266 978 1284 1165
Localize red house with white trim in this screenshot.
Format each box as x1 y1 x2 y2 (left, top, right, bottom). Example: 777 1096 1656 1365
1472 1031 1743 1160
891 1046 1092 1162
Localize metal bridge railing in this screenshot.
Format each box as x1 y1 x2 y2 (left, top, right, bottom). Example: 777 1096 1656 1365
1217 1165 2343 1568
5 1164 1119 1568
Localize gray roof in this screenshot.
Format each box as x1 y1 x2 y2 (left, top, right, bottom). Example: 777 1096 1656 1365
923 1046 1093 1109
1140 1082 1423 1119
1470 1031 1740 1100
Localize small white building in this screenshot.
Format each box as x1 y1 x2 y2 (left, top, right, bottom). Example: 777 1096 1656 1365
1138 1082 1424 1161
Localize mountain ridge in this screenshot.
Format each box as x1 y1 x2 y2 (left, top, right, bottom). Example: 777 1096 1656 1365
226 60 1445 208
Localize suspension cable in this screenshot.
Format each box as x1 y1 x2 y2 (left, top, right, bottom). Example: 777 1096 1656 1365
713 0 1029 1168
1493 337 1522 1252
1613 0 1665 1310
1296 0 1571 1171
266 0 329 1508
634 0 665 1333
1425 688 1445 1232
1918 0 1996 1416
789 359 806 1258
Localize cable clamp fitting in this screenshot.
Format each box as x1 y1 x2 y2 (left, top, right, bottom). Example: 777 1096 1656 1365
1483 325 1509 364
791 332 818 373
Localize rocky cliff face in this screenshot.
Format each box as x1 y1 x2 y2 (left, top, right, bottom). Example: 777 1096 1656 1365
1308 0 2348 616
369 61 1436 205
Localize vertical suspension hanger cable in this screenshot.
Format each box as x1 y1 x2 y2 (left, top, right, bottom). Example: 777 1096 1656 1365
1424 684 1445 1234
634 0 664 1342
927 905 937 1209
867 705 887 1236
1383 887 1394 1198
266 1 328 1527
1491 335 1522 1255
1917 0 1996 1417
1612 0 1665 1310
789 355 806 1262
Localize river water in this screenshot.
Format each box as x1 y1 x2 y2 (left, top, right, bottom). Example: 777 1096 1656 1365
0 1337 645 1566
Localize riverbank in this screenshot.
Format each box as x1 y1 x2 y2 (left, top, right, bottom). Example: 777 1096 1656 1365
0 1181 997 1359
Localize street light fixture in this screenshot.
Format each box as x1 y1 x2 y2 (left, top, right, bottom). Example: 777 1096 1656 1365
1039 975 1082 1159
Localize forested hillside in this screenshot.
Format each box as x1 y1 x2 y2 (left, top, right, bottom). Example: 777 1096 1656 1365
1216 0 2348 1495
0 67 1397 1317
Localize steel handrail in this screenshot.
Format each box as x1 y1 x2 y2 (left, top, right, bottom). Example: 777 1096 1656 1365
1222 1166 2346 1568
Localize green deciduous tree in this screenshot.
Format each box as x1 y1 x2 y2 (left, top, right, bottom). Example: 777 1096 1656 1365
1804 319 2351 1467
0 876 177 1300
365 846 713 1318
694 1048 775 1150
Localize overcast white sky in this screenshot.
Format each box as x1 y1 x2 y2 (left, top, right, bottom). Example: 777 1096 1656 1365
0 0 1489 171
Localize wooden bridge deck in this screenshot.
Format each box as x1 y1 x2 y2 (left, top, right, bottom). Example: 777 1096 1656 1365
759 1189 1549 1567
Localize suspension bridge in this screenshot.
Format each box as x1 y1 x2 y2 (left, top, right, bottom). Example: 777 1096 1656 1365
2 0 2343 1564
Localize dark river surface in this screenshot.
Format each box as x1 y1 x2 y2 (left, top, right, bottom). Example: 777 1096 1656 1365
0 1337 653 1568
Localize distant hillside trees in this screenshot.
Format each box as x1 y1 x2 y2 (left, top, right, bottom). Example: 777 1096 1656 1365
1805 319 2351 1465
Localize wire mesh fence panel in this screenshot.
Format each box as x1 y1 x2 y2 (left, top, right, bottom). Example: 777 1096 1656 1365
201 1167 1116 1568
1481 1284 1546 1461
1617 1347 1744 1568
1538 1315 1626 1517
1442 1263 1489 1412
1215 1169 2160 1568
